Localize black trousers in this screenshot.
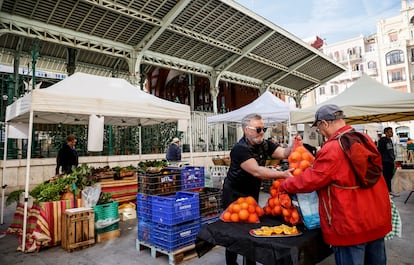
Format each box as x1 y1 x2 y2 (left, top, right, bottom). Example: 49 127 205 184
382 161 395 192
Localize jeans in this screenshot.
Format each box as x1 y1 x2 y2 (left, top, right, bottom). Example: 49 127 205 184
332 237 386 265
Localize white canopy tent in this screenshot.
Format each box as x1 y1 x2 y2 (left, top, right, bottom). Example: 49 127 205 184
1 72 191 251
290 74 414 125
207 91 291 126
206 91 292 154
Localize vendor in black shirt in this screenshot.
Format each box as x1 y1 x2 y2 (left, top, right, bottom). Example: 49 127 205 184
222 113 294 265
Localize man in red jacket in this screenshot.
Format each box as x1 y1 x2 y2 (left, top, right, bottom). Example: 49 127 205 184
280 104 391 265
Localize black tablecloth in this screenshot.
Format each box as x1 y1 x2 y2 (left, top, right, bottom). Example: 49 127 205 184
196 215 332 265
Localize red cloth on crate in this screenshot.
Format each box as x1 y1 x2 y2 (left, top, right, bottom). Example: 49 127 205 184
7 199 82 252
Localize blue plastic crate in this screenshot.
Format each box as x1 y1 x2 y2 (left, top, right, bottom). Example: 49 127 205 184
138 219 152 242
152 192 199 225
181 166 205 190
200 214 220 226
137 193 152 221
151 220 200 251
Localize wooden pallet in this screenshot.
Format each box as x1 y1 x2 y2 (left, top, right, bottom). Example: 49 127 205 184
135 239 197 265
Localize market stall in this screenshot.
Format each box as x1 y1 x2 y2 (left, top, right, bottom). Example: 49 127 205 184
196 215 331 265
290 74 414 125
2 72 191 252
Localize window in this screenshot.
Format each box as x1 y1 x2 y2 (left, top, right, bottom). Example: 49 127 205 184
411 48 414 62
319 86 325 95
386 50 404 65
330 85 339 95
410 16 414 24
367 61 377 69
389 32 398 42
387 68 406 83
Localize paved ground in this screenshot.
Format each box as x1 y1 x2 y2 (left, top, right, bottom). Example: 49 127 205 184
0 191 413 265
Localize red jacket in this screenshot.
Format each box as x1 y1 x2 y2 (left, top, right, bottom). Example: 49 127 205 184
280 125 391 246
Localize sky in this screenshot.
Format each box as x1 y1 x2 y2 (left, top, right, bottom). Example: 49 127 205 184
235 0 402 44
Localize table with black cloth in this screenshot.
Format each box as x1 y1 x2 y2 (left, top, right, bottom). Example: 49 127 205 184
196 215 332 265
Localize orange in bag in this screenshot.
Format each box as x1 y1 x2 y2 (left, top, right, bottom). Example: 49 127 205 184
220 196 262 223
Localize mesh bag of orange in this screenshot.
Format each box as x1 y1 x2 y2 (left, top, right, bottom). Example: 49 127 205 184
220 196 264 223
263 178 301 225
288 137 315 176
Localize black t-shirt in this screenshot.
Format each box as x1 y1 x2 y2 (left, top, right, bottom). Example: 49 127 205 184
224 136 279 201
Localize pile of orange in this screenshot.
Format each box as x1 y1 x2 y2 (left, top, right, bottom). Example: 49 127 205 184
288 145 315 177
263 179 301 225
221 196 264 223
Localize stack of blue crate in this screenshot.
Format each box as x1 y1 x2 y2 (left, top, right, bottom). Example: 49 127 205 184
136 166 205 252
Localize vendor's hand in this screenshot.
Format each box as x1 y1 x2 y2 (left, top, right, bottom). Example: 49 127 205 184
280 168 294 179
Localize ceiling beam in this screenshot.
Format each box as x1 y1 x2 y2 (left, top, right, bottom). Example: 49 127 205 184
0 13 132 58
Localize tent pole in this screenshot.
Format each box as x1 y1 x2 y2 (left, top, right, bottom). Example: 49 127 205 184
138 125 142 161
21 110 34 252
1 122 9 224
189 118 194 165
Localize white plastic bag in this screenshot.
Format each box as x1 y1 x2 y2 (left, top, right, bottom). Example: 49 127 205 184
81 183 101 208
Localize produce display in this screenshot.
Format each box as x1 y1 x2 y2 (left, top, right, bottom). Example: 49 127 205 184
220 196 264 223
250 224 300 236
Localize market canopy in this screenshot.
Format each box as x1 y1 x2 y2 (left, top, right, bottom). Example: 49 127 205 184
207 91 291 125
290 74 414 125
0 0 345 97
6 72 190 126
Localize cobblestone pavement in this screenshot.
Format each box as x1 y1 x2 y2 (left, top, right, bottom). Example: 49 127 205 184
1 191 413 265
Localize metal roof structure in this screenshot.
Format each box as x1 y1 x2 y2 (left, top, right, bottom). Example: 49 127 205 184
0 0 345 99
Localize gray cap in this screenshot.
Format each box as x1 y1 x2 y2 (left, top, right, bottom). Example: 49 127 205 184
312 104 346 127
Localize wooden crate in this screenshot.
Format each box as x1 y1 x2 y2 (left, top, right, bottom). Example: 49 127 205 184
96 229 121 243
61 208 95 252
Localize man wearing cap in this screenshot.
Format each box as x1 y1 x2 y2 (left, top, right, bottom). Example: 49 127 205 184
279 104 391 265
166 137 181 161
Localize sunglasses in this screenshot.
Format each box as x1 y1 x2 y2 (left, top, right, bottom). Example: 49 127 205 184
246 126 267 133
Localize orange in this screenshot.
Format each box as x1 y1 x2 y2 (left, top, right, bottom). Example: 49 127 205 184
238 209 249 221
245 196 257 206
272 205 282 216
230 213 240 222
268 197 275 208
302 152 314 162
270 188 278 197
255 206 264 217
248 204 256 214
282 208 291 217
281 198 291 208
293 168 303 177
273 197 280 206
291 209 300 220
288 151 301 163
290 216 299 225
237 197 246 204
299 160 311 170
247 214 259 223
295 146 307 153
289 162 298 170
264 206 272 215
272 180 280 189
231 203 241 213
240 202 249 210
222 211 231 222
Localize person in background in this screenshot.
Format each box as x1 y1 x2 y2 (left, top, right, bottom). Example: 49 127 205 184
222 113 294 265
56 134 79 175
166 137 181 161
279 104 391 265
407 137 414 150
377 127 396 194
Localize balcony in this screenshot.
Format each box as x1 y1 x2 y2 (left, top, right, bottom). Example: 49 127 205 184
366 68 378 76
